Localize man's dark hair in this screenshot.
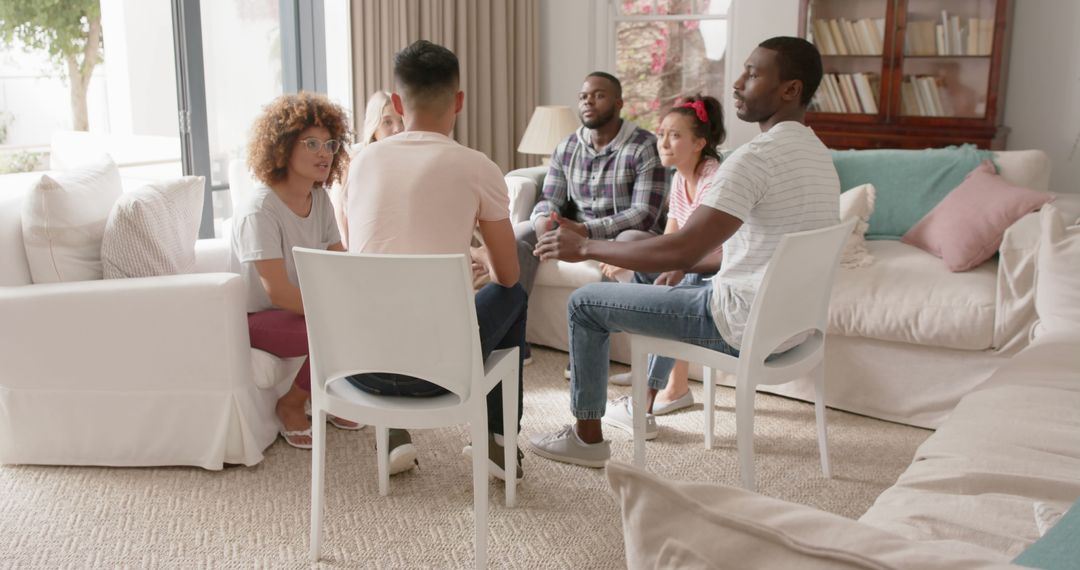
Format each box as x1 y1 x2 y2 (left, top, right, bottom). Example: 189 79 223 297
393 40 460 109
757 36 823 107
586 71 622 99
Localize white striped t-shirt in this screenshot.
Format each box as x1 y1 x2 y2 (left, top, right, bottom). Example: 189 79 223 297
698 121 840 351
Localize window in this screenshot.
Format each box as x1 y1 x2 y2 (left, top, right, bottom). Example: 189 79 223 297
611 0 731 133
0 1 182 181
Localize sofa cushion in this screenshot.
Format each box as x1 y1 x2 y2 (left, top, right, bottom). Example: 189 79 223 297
831 144 994 240
839 183 876 268
1033 205 1080 340
901 160 1053 272
859 339 1080 559
535 258 605 289
20 155 123 283
101 176 205 278
829 240 997 350
606 461 1016 569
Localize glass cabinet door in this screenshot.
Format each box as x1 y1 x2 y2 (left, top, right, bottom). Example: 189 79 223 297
899 0 996 118
805 0 890 116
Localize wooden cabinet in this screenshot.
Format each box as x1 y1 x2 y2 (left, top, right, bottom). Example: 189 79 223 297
799 0 1012 150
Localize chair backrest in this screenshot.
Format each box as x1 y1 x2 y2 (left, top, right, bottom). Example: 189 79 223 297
293 248 482 401
739 218 856 364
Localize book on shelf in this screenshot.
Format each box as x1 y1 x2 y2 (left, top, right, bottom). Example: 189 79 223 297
811 72 880 114
906 14 994 56
901 75 956 117
810 17 884 56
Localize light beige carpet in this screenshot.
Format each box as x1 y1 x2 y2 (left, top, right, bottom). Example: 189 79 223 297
0 346 930 569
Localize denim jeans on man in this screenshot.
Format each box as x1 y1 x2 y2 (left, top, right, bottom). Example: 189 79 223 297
567 280 738 420
347 282 527 435
629 271 715 385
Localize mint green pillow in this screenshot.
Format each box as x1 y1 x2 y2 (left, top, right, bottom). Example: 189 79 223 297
1013 499 1080 569
832 144 995 240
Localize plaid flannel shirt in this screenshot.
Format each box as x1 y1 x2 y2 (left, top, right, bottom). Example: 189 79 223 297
530 120 668 239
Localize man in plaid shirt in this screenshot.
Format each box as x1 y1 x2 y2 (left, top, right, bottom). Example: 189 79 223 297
514 72 669 298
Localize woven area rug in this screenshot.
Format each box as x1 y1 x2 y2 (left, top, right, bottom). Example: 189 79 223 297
0 346 930 568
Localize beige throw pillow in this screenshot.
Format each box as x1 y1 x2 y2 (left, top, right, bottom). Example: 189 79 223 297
1033 204 1080 339
101 176 205 278
839 184 876 269
606 461 1016 569
20 155 123 283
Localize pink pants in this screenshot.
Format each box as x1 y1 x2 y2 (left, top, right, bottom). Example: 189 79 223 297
247 310 310 392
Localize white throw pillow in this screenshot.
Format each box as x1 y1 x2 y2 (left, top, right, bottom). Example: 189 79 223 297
606 461 1015 569
21 155 123 283
839 184 876 269
1033 204 1080 339
100 176 205 278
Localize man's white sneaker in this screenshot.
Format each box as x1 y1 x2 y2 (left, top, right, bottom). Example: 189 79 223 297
528 425 611 468
602 396 658 440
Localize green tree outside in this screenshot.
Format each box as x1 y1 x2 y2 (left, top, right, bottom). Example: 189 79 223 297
0 0 103 131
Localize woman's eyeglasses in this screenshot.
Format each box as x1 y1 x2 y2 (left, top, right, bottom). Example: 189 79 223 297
299 138 341 154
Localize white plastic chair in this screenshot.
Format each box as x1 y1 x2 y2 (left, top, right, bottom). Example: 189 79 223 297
294 248 519 568
627 219 856 491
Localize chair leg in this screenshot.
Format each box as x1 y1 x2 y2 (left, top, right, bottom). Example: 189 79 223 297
376 426 389 496
502 358 519 507
631 346 650 468
703 366 715 450
309 406 328 562
814 363 831 479
471 418 489 570
735 375 756 491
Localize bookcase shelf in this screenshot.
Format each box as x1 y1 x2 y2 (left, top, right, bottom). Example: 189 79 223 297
799 0 1013 150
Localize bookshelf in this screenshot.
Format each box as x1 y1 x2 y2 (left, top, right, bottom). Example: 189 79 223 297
799 0 1013 150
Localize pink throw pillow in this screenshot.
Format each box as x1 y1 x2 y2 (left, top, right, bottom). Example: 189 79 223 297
901 160 1053 272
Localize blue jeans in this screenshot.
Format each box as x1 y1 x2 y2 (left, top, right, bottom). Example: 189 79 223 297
567 281 738 420
347 282 528 436
630 272 713 383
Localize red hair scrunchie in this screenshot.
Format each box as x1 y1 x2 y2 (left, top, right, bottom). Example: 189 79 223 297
678 100 709 123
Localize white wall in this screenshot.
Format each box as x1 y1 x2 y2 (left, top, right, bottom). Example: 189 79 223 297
1003 0 1080 194
539 0 594 107
540 0 1080 194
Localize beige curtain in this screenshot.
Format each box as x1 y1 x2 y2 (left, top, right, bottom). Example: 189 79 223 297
350 0 540 172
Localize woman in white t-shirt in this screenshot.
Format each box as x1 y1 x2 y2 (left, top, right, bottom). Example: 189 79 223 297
606 95 727 415
231 92 359 449
333 91 404 246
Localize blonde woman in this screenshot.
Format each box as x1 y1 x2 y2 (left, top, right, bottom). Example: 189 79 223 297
333 91 404 245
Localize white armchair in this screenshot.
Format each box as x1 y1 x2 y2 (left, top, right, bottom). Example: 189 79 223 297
0 173 286 469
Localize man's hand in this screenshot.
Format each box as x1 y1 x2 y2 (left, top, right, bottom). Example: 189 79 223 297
534 213 589 262
556 216 589 238
470 245 491 287
532 215 555 238
653 270 685 286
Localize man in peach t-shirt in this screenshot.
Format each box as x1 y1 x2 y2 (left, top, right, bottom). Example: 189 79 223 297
344 40 527 481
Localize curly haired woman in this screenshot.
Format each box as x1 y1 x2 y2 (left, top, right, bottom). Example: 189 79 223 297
231 92 360 449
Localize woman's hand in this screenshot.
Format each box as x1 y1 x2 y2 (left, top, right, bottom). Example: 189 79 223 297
653 270 685 287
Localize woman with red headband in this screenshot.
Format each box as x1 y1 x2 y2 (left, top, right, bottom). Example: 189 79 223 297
604 94 726 418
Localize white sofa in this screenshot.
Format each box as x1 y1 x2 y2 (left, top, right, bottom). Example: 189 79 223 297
0 170 292 470
506 149 1078 428
608 333 1080 568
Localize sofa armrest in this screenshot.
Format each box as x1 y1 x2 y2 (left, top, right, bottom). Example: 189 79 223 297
506 175 538 225
0 273 252 392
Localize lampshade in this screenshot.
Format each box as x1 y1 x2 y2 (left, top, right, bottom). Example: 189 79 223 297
517 105 579 156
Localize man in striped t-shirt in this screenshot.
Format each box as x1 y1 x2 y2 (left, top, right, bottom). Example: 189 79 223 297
528 37 841 468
